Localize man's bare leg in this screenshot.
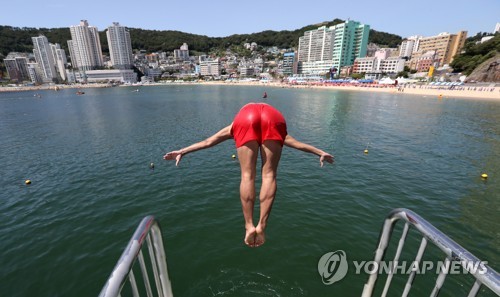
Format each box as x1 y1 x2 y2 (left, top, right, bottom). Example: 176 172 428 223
237 141 259 247
255 140 282 247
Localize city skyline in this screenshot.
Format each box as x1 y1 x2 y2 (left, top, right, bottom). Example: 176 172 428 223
2 0 498 39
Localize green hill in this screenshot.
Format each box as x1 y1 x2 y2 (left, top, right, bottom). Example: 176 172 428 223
450 33 500 76
0 19 402 56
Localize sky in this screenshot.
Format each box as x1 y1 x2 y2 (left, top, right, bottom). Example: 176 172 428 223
2 0 499 39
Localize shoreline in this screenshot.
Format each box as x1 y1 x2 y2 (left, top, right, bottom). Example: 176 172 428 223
202 81 500 100
1 81 499 101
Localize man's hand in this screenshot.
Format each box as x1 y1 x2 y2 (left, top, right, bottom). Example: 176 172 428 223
320 153 334 167
163 150 183 166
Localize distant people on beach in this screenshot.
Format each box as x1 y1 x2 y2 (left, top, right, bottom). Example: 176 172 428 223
164 102 334 247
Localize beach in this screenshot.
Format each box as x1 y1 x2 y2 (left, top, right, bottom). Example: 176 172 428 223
207 80 500 100
1 80 499 100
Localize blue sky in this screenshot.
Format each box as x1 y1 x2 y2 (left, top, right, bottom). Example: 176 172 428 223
3 0 499 38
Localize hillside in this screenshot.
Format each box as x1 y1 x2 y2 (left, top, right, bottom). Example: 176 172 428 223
0 19 402 57
464 53 500 83
450 33 500 78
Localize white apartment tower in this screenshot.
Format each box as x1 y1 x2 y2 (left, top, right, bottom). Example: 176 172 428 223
399 39 415 58
68 20 104 71
297 26 335 74
174 43 190 61
32 35 58 82
50 43 68 81
106 22 134 69
298 26 334 62
399 35 421 58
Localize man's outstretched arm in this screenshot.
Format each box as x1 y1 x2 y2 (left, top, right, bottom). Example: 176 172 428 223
283 135 334 167
164 124 233 166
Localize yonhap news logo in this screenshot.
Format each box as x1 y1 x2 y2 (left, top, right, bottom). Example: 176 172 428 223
317 250 348 285
317 250 489 286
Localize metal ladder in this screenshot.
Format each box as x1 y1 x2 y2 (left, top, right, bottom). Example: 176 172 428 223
98 209 499 297
98 216 173 297
362 208 500 296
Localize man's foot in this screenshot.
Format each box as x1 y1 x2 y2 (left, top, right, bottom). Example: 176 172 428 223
244 226 257 247
255 225 266 247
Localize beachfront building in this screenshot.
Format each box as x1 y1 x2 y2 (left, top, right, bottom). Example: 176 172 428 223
282 52 296 76
27 62 43 84
199 59 221 76
407 31 467 70
106 22 134 69
297 20 370 75
50 43 68 81
353 56 405 76
353 57 377 73
494 23 500 33
174 43 190 62
379 57 405 73
239 65 254 77
68 20 104 72
32 36 58 83
3 53 30 83
297 25 334 75
298 26 334 63
85 69 137 83
331 20 370 71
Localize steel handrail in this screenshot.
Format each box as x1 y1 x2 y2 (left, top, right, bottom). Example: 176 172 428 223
362 208 500 296
99 216 173 297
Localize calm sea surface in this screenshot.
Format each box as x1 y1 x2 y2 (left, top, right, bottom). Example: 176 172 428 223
0 85 498 297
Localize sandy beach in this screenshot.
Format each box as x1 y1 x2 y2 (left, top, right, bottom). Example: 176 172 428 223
1 81 499 101
205 81 500 100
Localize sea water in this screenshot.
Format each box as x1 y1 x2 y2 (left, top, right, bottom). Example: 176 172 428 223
0 85 498 296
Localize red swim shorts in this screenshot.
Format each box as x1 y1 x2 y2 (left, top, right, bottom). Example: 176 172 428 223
231 103 287 148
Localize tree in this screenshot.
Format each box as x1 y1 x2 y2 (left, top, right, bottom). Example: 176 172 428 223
450 34 499 75
351 73 365 79
396 71 409 78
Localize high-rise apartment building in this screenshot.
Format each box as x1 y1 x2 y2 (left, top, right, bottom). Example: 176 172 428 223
494 23 500 33
68 20 104 71
27 62 43 84
50 43 68 81
331 20 370 71
174 43 190 61
32 35 58 82
282 52 296 75
399 35 422 58
297 20 370 75
3 53 30 82
298 26 334 62
106 22 134 69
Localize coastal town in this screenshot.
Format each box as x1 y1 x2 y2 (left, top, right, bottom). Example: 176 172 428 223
1 20 499 99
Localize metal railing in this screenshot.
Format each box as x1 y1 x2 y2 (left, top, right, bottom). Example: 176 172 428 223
99 216 173 297
361 208 500 297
